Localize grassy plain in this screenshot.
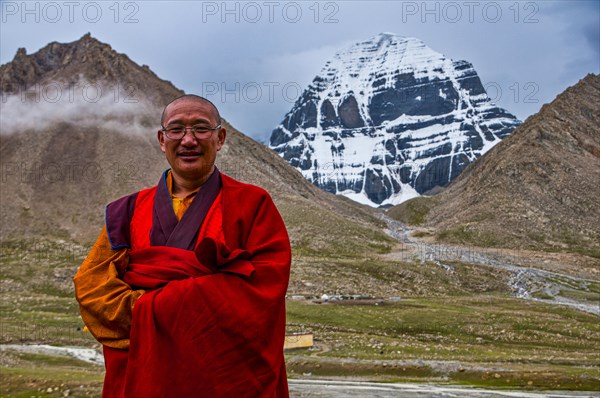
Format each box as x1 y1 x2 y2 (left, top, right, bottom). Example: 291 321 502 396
0 240 598 396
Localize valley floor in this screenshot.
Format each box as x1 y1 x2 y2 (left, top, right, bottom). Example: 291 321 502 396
0 221 598 396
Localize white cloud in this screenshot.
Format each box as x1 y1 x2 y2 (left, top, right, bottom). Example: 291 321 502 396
0 79 156 135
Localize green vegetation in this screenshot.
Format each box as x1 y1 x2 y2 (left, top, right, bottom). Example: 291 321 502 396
387 196 438 226
437 225 478 243
1 239 598 394
436 226 505 247
557 245 600 260
437 229 600 259
411 230 432 238
559 289 600 303
531 291 555 300
285 297 600 390
0 352 103 397
279 199 394 258
0 239 92 348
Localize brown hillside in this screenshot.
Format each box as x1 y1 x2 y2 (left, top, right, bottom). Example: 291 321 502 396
391 74 600 255
0 34 390 263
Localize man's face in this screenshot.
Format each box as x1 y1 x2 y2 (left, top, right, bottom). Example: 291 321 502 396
158 99 226 183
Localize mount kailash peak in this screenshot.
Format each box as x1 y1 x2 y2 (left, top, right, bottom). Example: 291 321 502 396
269 33 521 207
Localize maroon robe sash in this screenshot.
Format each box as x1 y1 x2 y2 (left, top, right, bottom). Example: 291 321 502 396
150 167 221 250
105 167 222 251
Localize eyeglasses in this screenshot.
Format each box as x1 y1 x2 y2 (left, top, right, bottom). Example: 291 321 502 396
161 124 222 140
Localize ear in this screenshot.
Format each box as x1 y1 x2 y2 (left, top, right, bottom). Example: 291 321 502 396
157 129 166 153
216 127 226 151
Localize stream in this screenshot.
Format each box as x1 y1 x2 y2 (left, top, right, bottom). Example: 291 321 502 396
377 213 600 316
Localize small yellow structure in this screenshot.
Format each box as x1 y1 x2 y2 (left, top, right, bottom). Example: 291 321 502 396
284 333 314 350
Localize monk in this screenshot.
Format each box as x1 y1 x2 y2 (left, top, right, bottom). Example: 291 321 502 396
73 95 291 397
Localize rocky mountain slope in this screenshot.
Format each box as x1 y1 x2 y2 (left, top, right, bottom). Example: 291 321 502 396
270 33 520 207
0 34 391 261
389 74 600 255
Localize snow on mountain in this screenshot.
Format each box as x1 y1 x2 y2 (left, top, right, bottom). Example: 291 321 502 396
269 33 521 207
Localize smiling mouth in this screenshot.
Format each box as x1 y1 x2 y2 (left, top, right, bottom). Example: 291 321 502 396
178 152 202 158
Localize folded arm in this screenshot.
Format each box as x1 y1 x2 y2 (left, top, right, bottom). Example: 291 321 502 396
73 226 144 349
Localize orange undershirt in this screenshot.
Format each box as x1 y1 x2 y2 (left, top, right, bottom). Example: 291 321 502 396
166 170 201 221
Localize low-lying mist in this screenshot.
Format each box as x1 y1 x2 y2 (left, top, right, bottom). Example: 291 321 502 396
1 80 161 136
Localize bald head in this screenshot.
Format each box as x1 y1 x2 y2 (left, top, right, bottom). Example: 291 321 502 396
161 95 221 127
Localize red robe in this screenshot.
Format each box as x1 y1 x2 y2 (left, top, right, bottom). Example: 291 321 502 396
86 170 291 397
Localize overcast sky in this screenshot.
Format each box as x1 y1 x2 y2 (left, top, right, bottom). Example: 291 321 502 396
1 0 598 143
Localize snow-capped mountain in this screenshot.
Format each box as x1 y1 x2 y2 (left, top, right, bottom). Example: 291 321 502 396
269 33 521 207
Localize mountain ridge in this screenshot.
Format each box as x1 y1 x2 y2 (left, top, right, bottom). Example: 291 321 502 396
1 33 180 107
389 73 600 255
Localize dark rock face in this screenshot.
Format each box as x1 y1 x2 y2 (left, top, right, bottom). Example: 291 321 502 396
339 94 364 128
270 33 521 207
